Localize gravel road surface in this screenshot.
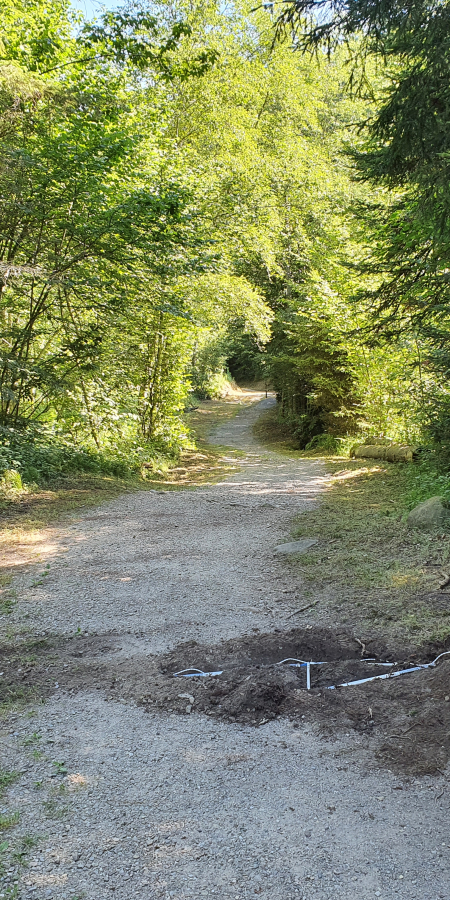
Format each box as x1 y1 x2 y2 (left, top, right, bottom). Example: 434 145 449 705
1 397 448 900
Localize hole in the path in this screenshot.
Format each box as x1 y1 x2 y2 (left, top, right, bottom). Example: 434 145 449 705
151 627 450 776
159 626 399 689
1 627 449 776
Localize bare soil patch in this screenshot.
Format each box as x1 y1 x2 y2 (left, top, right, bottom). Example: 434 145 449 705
2 626 449 776
156 627 450 776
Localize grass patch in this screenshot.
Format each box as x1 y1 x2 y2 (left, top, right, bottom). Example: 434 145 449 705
404 458 450 508
21 732 41 747
252 406 302 456
42 798 69 818
253 405 349 458
0 812 19 831
0 575 16 616
1 833 41 899
0 770 20 799
13 833 41 864
0 684 40 717
290 459 450 646
0 473 152 534
0 594 16 616
253 407 450 648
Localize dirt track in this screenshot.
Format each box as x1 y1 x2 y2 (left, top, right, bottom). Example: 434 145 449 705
1 396 449 900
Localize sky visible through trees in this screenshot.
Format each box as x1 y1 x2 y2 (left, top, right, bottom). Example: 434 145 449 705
72 0 118 20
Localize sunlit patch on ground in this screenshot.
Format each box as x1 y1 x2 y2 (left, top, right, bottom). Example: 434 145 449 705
67 773 88 790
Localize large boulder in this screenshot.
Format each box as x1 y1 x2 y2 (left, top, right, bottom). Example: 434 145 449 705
406 496 450 530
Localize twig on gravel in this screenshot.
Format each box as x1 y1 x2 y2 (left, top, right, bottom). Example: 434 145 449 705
286 599 319 618
401 721 422 735
355 638 367 656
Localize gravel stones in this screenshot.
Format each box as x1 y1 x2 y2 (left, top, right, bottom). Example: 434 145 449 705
1 695 449 900
1 397 449 900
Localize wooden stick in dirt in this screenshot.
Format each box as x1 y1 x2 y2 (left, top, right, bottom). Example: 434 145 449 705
287 599 319 618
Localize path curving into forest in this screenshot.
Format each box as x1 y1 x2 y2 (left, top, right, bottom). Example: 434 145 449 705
1 396 448 900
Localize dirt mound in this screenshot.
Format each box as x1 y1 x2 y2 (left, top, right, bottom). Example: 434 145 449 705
151 627 450 774
1 627 449 775
160 625 392 672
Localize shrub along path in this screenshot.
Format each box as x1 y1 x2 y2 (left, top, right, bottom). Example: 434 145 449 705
0 396 449 900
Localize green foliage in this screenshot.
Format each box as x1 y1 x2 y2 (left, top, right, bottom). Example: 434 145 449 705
0 811 19 831
226 324 269 384
190 335 229 399
424 398 450 470
0 0 359 462
270 314 357 447
277 1 450 463
304 433 339 452
2 0 435 466
0 0 279 464
0 425 130 483
81 9 219 79
405 459 450 510
0 0 75 72
0 470 23 491
275 1 432 59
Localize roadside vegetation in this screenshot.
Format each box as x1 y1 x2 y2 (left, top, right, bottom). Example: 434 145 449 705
292 461 450 648
255 405 450 648
0 0 446 494
0 391 252 546
2 2 450 875
2 2 450 599
3 0 450 510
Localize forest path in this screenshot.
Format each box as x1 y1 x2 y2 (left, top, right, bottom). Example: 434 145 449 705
7 396 327 648
1 396 448 900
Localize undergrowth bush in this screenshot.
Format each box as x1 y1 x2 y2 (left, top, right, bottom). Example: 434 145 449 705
304 433 339 452
0 425 180 487
0 425 129 484
191 369 236 400
404 457 450 510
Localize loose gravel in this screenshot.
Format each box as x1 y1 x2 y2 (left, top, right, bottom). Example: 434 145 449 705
0 397 449 900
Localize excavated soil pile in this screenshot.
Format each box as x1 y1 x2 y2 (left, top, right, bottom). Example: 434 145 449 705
154 627 450 775
3 626 448 775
